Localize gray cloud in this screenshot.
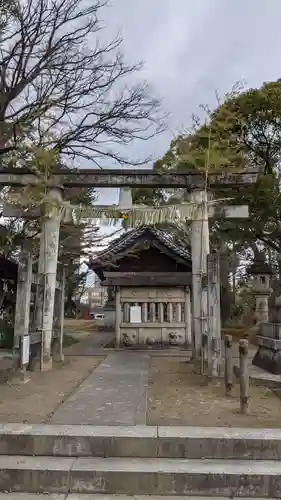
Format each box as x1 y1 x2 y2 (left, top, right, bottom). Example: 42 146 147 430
98 0 281 204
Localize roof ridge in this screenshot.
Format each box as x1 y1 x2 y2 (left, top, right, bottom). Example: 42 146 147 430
91 225 191 264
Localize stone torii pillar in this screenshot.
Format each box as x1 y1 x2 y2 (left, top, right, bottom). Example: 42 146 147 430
4 187 63 371
207 253 221 377
37 187 63 370
190 188 209 358
13 241 33 376
190 185 249 368
22 187 63 371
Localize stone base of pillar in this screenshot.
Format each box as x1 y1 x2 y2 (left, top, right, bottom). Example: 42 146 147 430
41 356 53 371
29 356 40 371
12 350 20 371
9 368 30 384
52 338 64 363
53 352 65 363
29 355 53 372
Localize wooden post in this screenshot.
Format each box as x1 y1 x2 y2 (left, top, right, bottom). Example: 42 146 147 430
207 253 221 377
185 287 192 346
13 243 33 380
239 339 249 414
59 267 66 362
34 231 44 360
53 269 65 362
29 234 45 372
224 334 233 396
115 286 121 347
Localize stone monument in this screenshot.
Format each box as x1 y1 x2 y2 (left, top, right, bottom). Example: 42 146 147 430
249 253 281 373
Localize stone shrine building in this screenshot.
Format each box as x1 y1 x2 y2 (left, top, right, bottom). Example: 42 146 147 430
89 226 192 348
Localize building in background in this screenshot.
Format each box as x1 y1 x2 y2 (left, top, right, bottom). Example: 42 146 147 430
87 282 107 310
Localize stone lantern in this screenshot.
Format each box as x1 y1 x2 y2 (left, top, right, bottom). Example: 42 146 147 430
247 253 273 325
249 253 281 374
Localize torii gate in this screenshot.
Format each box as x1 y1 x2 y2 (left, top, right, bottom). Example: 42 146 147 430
0 168 258 372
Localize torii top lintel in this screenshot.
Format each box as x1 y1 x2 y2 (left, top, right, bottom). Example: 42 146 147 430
0 168 259 189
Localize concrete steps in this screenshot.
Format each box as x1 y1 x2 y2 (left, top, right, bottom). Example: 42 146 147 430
0 455 280 496
1 424 281 459
0 424 281 496
0 497 277 500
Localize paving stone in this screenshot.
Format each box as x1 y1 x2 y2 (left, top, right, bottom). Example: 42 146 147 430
50 353 150 425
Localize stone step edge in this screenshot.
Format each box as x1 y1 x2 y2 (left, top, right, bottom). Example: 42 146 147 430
0 457 280 497
0 495 275 500
1 423 281 441
0 455 280 473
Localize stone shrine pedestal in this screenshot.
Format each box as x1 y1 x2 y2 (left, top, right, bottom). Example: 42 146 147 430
252 322 281 374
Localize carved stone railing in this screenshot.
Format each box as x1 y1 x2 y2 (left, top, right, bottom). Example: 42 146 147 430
117 287 191 348
121 301 184 323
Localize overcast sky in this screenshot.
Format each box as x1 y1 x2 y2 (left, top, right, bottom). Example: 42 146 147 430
97 0 281 205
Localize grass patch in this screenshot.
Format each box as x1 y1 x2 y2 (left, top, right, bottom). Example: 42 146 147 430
64 319 103 332
63 334 80 347
147 357 281 427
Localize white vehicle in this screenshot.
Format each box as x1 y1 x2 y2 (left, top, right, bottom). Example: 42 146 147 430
95 313 104 320
90 312 104 320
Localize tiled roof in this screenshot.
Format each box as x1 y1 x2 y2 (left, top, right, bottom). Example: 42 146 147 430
90 226 191 265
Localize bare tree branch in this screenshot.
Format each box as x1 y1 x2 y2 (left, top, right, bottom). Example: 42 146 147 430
0 0 165 167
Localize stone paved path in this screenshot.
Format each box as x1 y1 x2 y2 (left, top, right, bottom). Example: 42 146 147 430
64 331 114 356
0 356 104 424
50 352 150 425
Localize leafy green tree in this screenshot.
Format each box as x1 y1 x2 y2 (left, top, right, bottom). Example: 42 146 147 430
133 82 281 322
0 145 99 312
204 81 281 254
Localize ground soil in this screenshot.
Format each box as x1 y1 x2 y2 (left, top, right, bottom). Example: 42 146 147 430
147 357 281 428
0 356 104 423
64 318 103 337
